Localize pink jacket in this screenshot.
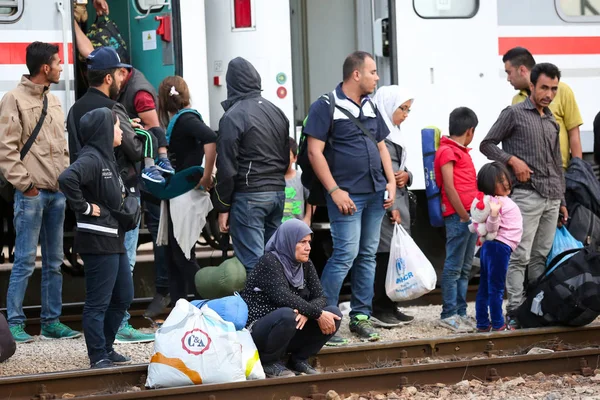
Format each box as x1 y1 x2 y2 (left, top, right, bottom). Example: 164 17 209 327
485 196 523 251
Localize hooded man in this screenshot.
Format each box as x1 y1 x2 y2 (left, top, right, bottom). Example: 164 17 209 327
214 57 290 271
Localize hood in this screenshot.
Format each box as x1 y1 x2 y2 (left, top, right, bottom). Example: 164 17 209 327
221 57 262 111
79 108 115 160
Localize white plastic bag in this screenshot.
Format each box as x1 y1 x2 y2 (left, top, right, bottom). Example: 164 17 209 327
236 329 266 380
385 223 437 301
146 299 245 388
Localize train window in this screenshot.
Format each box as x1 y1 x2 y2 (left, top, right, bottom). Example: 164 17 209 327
0 0 23 23
135 0 165 15
556 0 600 22
413 0 478 19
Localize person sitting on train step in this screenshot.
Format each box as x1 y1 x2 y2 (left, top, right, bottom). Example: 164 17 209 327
434 107 479 333
0 42 81 343
240 219 342 378
214 57 290 271
58 108 135 369
67 46 155 344
304 51 396 344
503 47 583 170
283 137 313 225
156 75 217 304
480 63 567 330
371 85 415 328
0 313 16 363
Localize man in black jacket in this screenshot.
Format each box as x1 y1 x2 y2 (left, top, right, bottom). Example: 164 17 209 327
215 57 290 271
67 46 155 344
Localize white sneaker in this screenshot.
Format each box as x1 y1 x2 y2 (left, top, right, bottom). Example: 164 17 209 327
438 316 470 333
459 315 477 331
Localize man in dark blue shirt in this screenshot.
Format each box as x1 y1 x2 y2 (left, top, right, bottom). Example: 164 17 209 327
305 51 395 342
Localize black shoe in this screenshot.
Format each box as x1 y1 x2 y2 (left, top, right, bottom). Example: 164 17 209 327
262 361 295 378
325 334 349 347
91 359 114 369
371 311 402 328
349 315 380 341
393 307 415 324
287 359 318 375
107 350 132 365
144 293 171 319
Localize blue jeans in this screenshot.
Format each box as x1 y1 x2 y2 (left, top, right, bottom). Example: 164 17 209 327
440 214 477 319
321 191 386 318
476 240 512 330
119 197 140 330
7 190 66 326
81 253 133 364
229 191 285 271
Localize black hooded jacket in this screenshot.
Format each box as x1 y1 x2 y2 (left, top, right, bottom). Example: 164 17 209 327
59 108 126 255
214 57 290 212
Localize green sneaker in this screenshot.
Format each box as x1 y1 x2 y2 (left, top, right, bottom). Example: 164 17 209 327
41 322 82 340
10 324 34 343
114 324 155 344
349 314 380 342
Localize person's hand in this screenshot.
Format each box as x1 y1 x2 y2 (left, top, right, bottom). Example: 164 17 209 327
197 173 213 191
317 311 341 335
390 209 401 224
489 197 502 217
331 189 356 215
90 203 101 217
558 205 569 228
509 156 533 183
384 183 396 209
23 187 39 197
218 212 229 232
293 309 308 330
93 0 109 15
130 118 143 130
395 170 409 189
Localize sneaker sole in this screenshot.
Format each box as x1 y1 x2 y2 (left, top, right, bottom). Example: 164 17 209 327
112 359 133 365
14 337 35 344
40 332 82 340
437 321 470 333
114 338 155 344
155 165 175 174
370 316 402 328
141 173 165 184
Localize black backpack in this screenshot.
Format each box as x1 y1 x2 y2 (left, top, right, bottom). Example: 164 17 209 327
87 15 129 63
567 203 600 246
516 247 600 328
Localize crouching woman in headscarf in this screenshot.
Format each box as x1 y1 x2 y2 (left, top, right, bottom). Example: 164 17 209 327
241 219 342 378
59 108 134 369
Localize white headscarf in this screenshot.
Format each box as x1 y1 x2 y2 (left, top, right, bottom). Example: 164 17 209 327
373 85 415 150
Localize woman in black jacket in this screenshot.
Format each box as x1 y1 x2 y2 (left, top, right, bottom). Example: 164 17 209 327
59 108 134 369
241 219 342 378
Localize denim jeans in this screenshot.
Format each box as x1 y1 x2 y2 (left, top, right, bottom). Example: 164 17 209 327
321 191 386 318
81 253 133 364
229 191 285 271
119 197 140 330
440 214 477 319
7 190 66 326
144 200 170 294
476 240 512 330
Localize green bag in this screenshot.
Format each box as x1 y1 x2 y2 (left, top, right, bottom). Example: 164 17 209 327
195 257 247 300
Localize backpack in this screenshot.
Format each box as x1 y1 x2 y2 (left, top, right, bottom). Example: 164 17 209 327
87 15 129 63
516 247 600 328
296 93 380 206
166 108 203 145
567 203 600 246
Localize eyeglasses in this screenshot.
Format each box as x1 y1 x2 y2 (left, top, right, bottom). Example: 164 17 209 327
399 106 411 114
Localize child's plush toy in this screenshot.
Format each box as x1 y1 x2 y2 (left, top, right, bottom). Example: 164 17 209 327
468 192 497 246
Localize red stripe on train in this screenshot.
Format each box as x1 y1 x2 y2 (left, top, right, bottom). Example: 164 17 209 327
499 36 600 55
0 42 74 64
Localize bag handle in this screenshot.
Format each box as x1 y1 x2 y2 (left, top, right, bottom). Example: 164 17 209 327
20 95 48 161
335 106 379 146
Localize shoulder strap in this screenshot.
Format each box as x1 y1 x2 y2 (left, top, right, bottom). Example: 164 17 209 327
166 108 203 144
335 104 378 146
20 95 48 161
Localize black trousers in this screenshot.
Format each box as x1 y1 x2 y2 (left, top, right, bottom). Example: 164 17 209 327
166 204 200 303
373 252 395 312
0 312 16 363
250 305 342 365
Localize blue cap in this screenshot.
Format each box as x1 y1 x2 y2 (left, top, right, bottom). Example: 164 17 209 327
87 47 132 70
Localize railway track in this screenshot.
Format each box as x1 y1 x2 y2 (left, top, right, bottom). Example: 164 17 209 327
2 323 599 400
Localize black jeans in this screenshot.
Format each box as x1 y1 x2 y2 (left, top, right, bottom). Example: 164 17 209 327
250 305 342 365
81 253 133 364
0 312 16 363
144 201 170 296
373 252 395 313
166 204 200 303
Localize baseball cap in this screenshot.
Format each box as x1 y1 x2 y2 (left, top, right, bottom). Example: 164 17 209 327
87 47 132 70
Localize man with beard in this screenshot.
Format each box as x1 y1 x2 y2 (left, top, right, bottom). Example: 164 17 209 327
0 42 80 343
67 46 156 346
480 63 567 330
